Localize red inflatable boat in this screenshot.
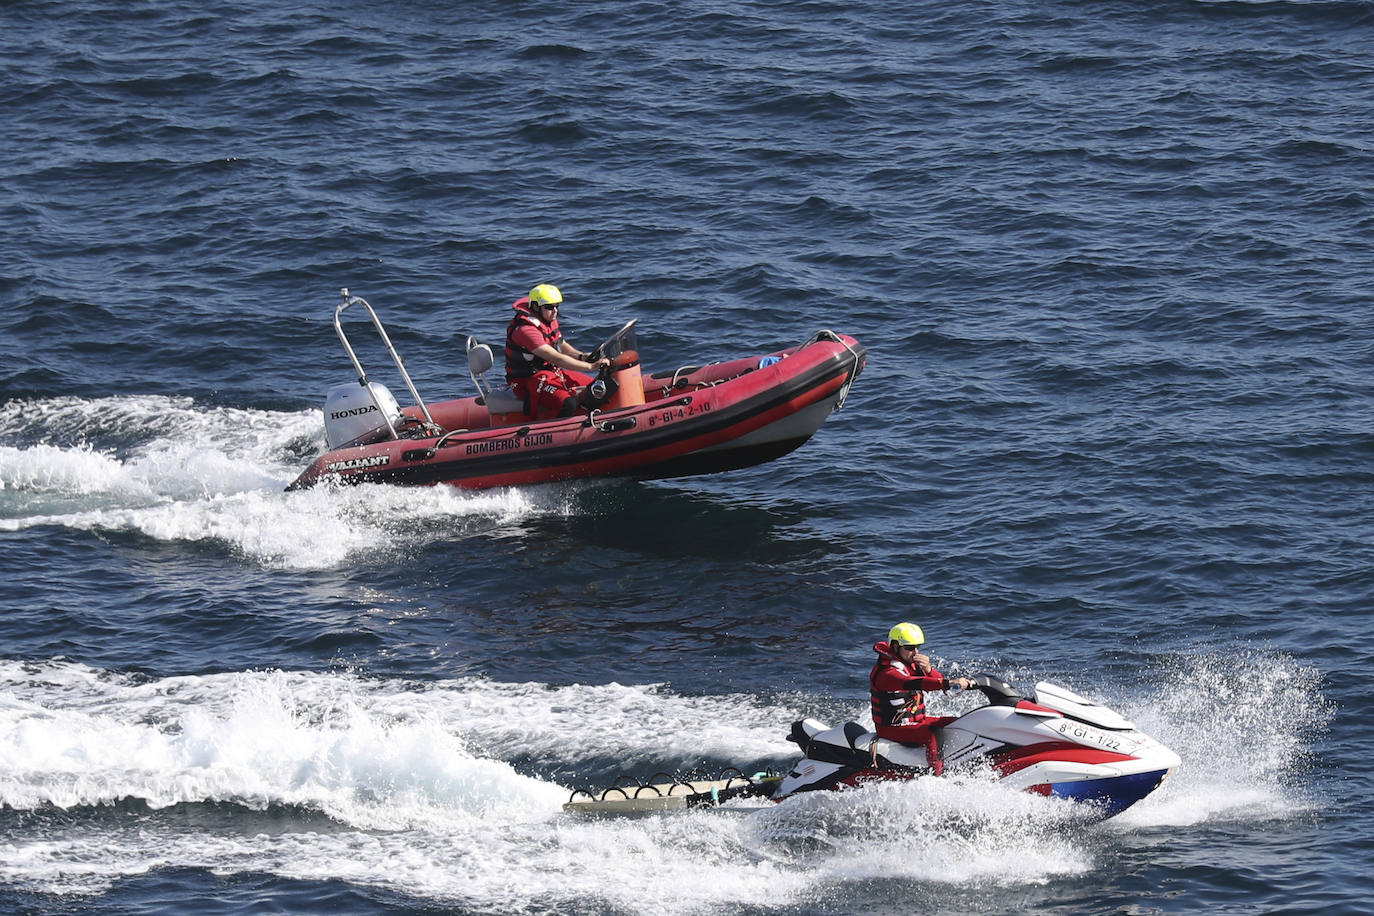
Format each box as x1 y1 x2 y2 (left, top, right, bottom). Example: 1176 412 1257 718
287 290 866 491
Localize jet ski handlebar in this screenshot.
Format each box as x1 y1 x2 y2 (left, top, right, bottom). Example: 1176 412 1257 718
963 673 1025 706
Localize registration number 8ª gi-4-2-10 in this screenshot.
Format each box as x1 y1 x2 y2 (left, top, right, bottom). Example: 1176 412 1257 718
647 401 712 427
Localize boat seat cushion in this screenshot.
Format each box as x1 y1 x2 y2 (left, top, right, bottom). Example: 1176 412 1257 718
468 342 496 375
484 386 526 414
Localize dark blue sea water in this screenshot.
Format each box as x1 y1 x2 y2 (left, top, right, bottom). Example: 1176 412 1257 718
3 0 1372 912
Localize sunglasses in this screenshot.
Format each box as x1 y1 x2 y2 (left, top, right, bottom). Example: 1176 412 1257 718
537 303 559 311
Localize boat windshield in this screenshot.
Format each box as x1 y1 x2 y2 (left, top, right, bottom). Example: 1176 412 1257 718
595 319 639 362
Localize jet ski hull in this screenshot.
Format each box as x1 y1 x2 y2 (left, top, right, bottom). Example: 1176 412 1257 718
773 676 1180 820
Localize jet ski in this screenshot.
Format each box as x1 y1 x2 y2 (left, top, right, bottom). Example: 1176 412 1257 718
288 289 865 491
774 673 1180 819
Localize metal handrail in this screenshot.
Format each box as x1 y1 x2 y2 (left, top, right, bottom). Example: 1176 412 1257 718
333 288 436 439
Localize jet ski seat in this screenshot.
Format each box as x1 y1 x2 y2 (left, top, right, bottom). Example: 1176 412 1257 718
788 719 929 770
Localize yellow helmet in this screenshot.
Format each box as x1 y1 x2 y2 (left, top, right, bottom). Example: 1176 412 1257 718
888 622 925 647
528 283 563 307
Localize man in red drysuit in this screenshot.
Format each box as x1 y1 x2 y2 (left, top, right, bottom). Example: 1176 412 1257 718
870 622 972 775
504 283 611 420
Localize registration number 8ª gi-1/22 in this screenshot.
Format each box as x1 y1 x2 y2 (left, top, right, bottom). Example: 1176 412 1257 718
1049 719 1126 752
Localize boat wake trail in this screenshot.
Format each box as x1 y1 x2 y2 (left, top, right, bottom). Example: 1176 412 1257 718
0 650 1329 910
0 395 554 568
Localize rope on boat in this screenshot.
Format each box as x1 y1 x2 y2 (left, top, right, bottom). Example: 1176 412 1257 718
804 329 862 411
668 365 704 388
584 408 639 432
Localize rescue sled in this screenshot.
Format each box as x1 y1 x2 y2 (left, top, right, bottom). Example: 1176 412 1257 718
287 289 866 491
564 769 782 817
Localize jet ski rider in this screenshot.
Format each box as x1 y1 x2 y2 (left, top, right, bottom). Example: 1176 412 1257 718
871 622 972 776
504 283 612 420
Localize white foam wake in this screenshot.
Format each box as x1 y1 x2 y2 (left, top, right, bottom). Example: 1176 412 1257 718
0 395 549 568
1107 648 1330 830
0 652 1326 909
0 660 1091 907
0 661 564 829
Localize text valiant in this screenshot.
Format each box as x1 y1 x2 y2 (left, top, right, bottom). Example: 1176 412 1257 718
326 454 390 472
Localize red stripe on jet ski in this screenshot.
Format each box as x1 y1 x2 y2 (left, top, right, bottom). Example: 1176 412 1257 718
991 742 1139 777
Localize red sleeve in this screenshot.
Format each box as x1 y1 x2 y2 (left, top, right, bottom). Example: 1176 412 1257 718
873 663 947 692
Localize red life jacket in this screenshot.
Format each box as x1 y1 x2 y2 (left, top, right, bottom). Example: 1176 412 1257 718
504 297 565 381
870 641 928 726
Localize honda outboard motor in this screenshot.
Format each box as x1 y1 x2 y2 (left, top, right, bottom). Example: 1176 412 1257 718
322 381 402 448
